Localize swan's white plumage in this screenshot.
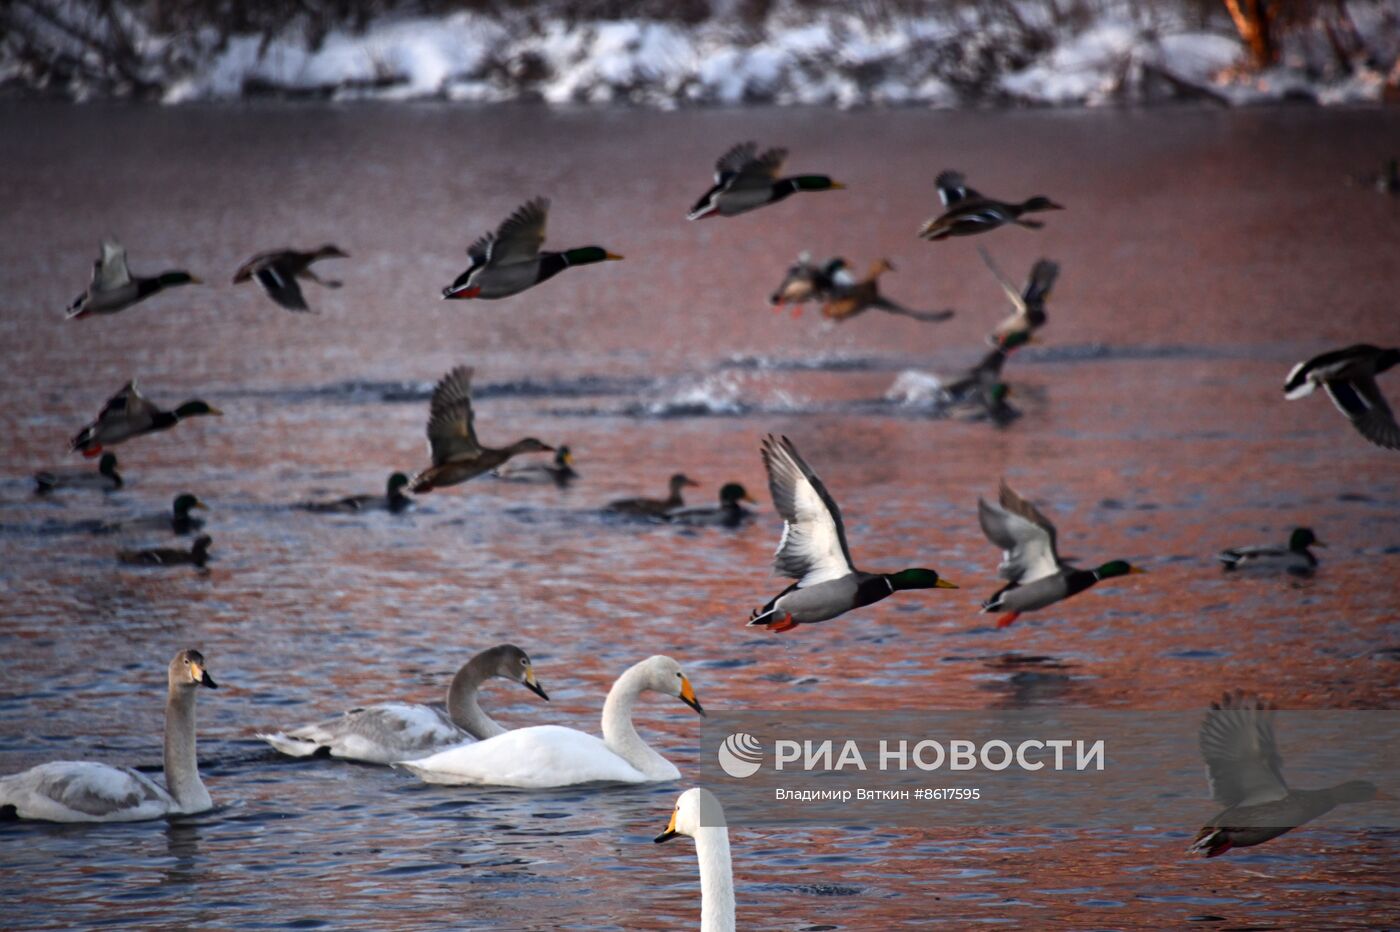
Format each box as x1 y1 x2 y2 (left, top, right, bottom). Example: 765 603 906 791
0 761 177 823
397 724 666 787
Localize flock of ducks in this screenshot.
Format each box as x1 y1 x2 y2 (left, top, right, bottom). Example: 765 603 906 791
5 139 1396 930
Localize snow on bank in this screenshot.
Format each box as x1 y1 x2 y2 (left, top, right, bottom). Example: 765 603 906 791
7 1 1400 107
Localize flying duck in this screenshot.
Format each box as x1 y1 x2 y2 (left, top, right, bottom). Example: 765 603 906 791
1284 344 1400 450
441 198 621 300
232 244 347 312
407 367 553 493
977 480 1145 628
918 171 1063 241
978 247 1059 346
687 142 843 220
820 259 955 324
70 381 222 457
66 240 200 319
748 435 957 633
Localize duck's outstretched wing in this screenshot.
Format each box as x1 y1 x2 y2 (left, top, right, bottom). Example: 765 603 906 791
761 434 854 587
488 197 549 265
1324 375 1400 450
425 366 481 465
1198 691 1288 807
935 170 980 207
94 239 132 291
977 480 1060 583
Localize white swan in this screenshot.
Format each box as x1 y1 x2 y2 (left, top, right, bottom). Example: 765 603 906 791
395 655 703 787
0 649 217 822
257 644 547 764
655 788 736 932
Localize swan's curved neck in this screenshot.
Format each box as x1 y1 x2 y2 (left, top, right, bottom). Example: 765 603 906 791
446 655 506 739
601 665 672 778
163 684 210 813
695 827 736 932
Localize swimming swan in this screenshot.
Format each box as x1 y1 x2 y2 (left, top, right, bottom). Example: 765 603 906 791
257 644 547 764
395 655 704 787
655 788 736 932
0 649 217 822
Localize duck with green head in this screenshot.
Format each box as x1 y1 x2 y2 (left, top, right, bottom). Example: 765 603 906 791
1218 527 1323 577
66 240 200 319
977 480 1145 628
442 198 621 300
302 473 413 514
747 435 957 633
918 171 1063 241
34 452 122 494
69 381 222 457
666 482 758 527
687 142 843 220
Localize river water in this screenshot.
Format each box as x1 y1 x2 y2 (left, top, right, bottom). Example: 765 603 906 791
1 101 1398 929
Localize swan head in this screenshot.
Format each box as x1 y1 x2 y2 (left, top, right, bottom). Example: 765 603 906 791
655 787 726 842
170 648 218 690
486 643 549 701
639 655 705 717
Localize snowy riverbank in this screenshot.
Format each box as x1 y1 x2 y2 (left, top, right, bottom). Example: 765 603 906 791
5 1 1399 107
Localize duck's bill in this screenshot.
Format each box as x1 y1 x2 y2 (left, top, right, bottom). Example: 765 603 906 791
192 499 210 511
604 252 624 261
935 579 959 589
742 495 759 505
206 406 225 417
654 809 679 843
1129 566 1148 574
523 669 549 701
1313 541 1328 548
829 181 848 190
679 676 705 717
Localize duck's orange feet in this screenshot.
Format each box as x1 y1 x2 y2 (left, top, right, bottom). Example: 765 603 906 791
996 612 1021 629
769 613 798 633
82 446 103 459
791 305 803 319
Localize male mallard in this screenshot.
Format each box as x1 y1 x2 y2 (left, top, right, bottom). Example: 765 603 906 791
441 198 621 300
34 452 122 494
748 435 957 633
407 367 553 493
232 244 347 312
493 445 579 486
918 171 1063 241
978 247 1059 347
1218 527 1322 577
769 252 840 316
687 142 843 220
1284 344 1400 450
666 482 758 527
944 341 1024 427
118 534 212 568
69 381 222 457
97 493 208 535
606 473 699 518
66 240 201 319
820 258 955 324
977 480 1145 628
301 473 413 514
1189 691 1378 857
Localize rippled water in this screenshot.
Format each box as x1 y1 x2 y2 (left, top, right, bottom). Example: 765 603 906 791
1 101 1398 930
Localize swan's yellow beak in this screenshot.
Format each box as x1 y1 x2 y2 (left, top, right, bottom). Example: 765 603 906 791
679 675 704 717
191 661 217 689
522 666 549 701
654 808 680 843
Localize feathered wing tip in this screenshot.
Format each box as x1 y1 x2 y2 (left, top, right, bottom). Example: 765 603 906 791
1187 827 1231 857
1283 360 1315 399
716 141 758 176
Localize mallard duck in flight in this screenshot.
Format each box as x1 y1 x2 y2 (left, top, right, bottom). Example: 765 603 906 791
407 367 553 493
769 252 841 317
748 435 957 633
1189 691 1377 857
820 258 955 324
1218 527 1322 577
232 245 347 312
978 247 1059 347
66 240 200 319
70 381 222 457
1284 344 1400 450
687 142 843 220
34 452 122 494
442 198 621 300
977 480 1144 628
918 171 1063 241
